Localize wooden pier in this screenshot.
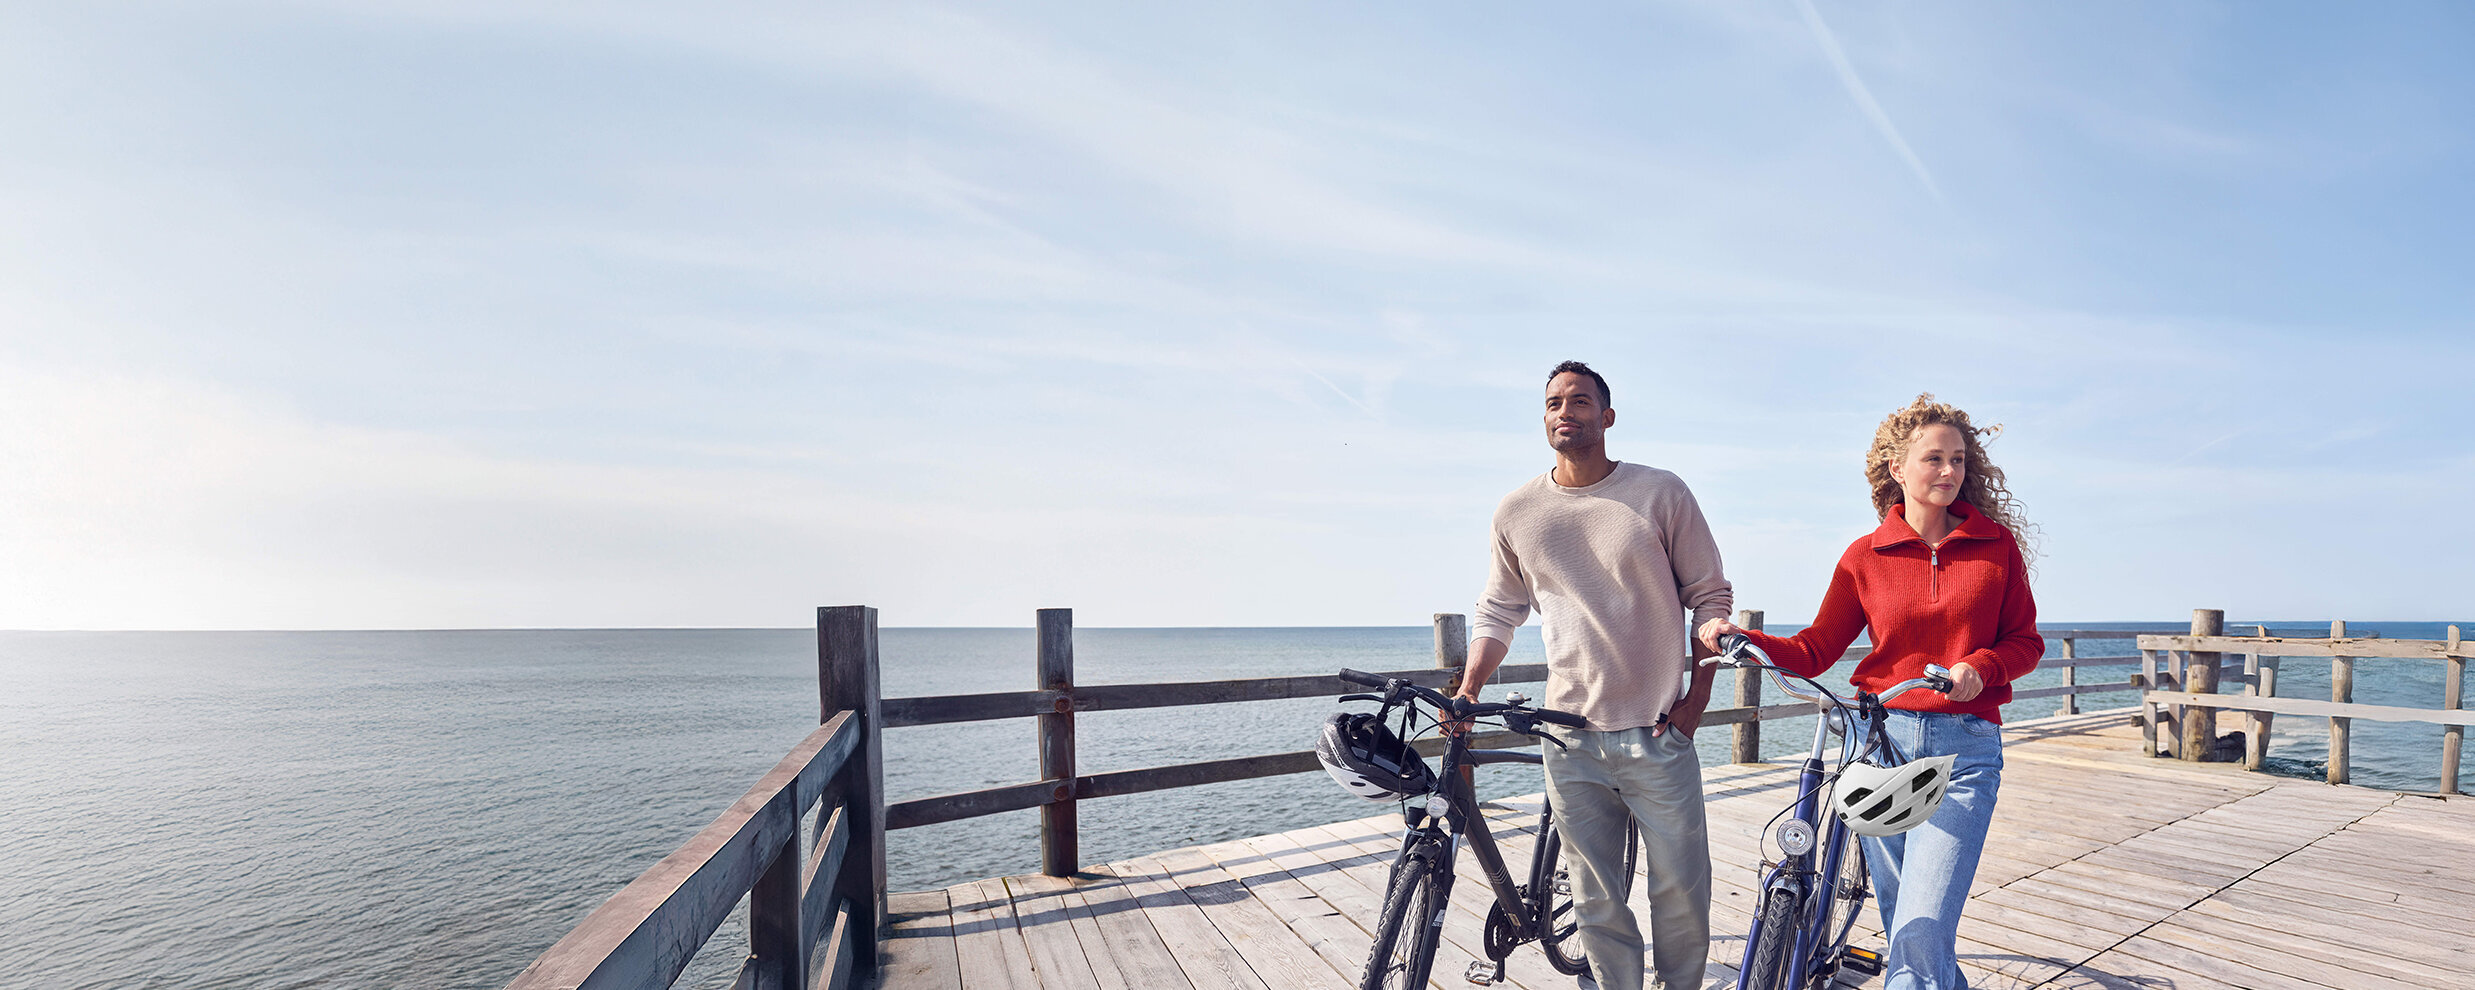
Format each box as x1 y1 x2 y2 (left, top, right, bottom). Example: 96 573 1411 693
872 709 2473 990
504 607 2472 990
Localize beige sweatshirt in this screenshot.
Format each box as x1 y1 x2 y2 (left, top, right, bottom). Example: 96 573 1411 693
1472 462 1734 732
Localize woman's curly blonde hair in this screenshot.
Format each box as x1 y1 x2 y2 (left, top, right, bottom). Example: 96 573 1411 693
1865 393 2038 561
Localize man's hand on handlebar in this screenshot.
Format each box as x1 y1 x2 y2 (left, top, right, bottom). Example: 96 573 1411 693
1442 690 1480 737
1696 616 1742 654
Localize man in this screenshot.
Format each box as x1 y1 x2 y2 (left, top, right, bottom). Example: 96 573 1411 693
1453 360 1732 990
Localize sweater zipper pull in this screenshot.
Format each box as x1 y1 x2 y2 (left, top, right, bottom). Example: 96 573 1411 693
1930 547 1939 601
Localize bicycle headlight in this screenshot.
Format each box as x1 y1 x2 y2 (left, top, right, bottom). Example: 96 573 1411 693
1775 818 1817 857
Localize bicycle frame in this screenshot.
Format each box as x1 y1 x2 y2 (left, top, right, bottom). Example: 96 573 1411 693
1739 700 1882 986
1398 733 1547 934
1721 643 1945 990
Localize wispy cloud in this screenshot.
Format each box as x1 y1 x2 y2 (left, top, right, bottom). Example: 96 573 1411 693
2169 429 2243 465
1791 0 1944 203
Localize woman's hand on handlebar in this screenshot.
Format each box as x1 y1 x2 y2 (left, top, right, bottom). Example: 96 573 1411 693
1696 616 1743 653
1944 662 1985 703
1441 690 1480 736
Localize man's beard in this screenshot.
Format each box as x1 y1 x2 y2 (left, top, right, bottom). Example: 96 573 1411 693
1549 426 1599 452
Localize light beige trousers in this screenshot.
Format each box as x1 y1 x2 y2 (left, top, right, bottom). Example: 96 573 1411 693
1542 726 1710 990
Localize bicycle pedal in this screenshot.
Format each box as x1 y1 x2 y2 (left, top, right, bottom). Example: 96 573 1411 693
1463 960 1505 985
1837 945 1884 977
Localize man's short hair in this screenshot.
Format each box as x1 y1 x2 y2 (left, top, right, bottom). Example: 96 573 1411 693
1549 360 1610 407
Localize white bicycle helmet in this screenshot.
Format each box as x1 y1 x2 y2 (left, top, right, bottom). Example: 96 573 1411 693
1832 755 1957 836
1316 712 1436 801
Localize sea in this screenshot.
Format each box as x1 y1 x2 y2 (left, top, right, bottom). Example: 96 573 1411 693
3 623 2465 989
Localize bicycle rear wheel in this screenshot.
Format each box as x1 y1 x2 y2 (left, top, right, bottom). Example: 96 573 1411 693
1740 885 1803 990
1362 846 1447 990
1537 814 1640 976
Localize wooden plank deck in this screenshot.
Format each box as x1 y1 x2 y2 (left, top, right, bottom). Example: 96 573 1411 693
872 710 2474 990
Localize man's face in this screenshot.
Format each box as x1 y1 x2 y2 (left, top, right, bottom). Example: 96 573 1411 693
1543 372 1612 453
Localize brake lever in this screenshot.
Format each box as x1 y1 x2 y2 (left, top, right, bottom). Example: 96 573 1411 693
1338 693 1383 704
1500 712 1571 749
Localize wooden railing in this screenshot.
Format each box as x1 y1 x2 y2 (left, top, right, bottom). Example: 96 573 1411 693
505 606 888 990
882 608 2157 877
503 604 2209 990
2137 610 2470 792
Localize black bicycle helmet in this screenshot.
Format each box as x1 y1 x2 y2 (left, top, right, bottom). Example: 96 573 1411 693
1316 711 1436 801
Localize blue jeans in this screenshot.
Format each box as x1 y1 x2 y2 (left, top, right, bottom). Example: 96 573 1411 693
1860 710 2003 990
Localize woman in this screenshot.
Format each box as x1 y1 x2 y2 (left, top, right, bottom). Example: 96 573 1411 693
1698 393 2041 990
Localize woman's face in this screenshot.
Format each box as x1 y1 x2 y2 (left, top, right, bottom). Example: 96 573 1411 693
1891 423 1967 510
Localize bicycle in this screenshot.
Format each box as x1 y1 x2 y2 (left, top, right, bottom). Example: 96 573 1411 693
1699 634 1957 990
1321 668 1639 990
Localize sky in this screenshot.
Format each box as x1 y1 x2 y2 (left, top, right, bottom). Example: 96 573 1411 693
1 1 2471 630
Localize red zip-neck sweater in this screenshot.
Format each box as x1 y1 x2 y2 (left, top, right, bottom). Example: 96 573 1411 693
1745 501 2042 723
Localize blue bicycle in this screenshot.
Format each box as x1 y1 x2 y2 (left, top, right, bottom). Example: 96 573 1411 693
1701 634 1958 990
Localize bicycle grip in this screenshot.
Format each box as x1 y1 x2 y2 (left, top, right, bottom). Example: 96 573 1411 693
1337 668 1388 688
1717 632 1750 654
1529 707 1586 728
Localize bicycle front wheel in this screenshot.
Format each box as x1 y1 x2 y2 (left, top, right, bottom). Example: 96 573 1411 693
1740 886 1803 990
1362 848 1447 990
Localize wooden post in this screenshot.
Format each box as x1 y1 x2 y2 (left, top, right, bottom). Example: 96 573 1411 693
1437 613 1476 789
2139 648 2160 757
2057 637 2078 716
2329 619 2352 786
2444 625 2464 796
2182 609 2224 761
1732 611 1765 763
2244 624 2272 771
747 829 803 990
1434 613 1469 688
1037 608 1077 877
818 605 886 961
2165 650 2184 758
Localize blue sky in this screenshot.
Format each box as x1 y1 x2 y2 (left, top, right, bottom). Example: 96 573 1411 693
1 2 2470 629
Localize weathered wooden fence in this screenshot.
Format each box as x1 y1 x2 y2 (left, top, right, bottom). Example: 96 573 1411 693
504 604 2300 990
2138 609 2471 792
873 607 2147 879
504 606 887 990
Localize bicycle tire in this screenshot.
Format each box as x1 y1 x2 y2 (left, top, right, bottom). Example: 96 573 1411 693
1362 846 1446 990
1537 815 1641 976
1741 885 1803 990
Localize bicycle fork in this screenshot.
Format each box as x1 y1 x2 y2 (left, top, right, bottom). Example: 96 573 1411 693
1740 753 1831 987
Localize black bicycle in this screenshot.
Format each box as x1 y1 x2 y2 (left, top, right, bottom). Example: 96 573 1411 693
1331 668 1639 990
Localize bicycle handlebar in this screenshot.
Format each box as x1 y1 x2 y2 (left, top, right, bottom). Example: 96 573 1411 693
1523 706 1586 728
1332 668 1585 728
1700 636 1954 710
